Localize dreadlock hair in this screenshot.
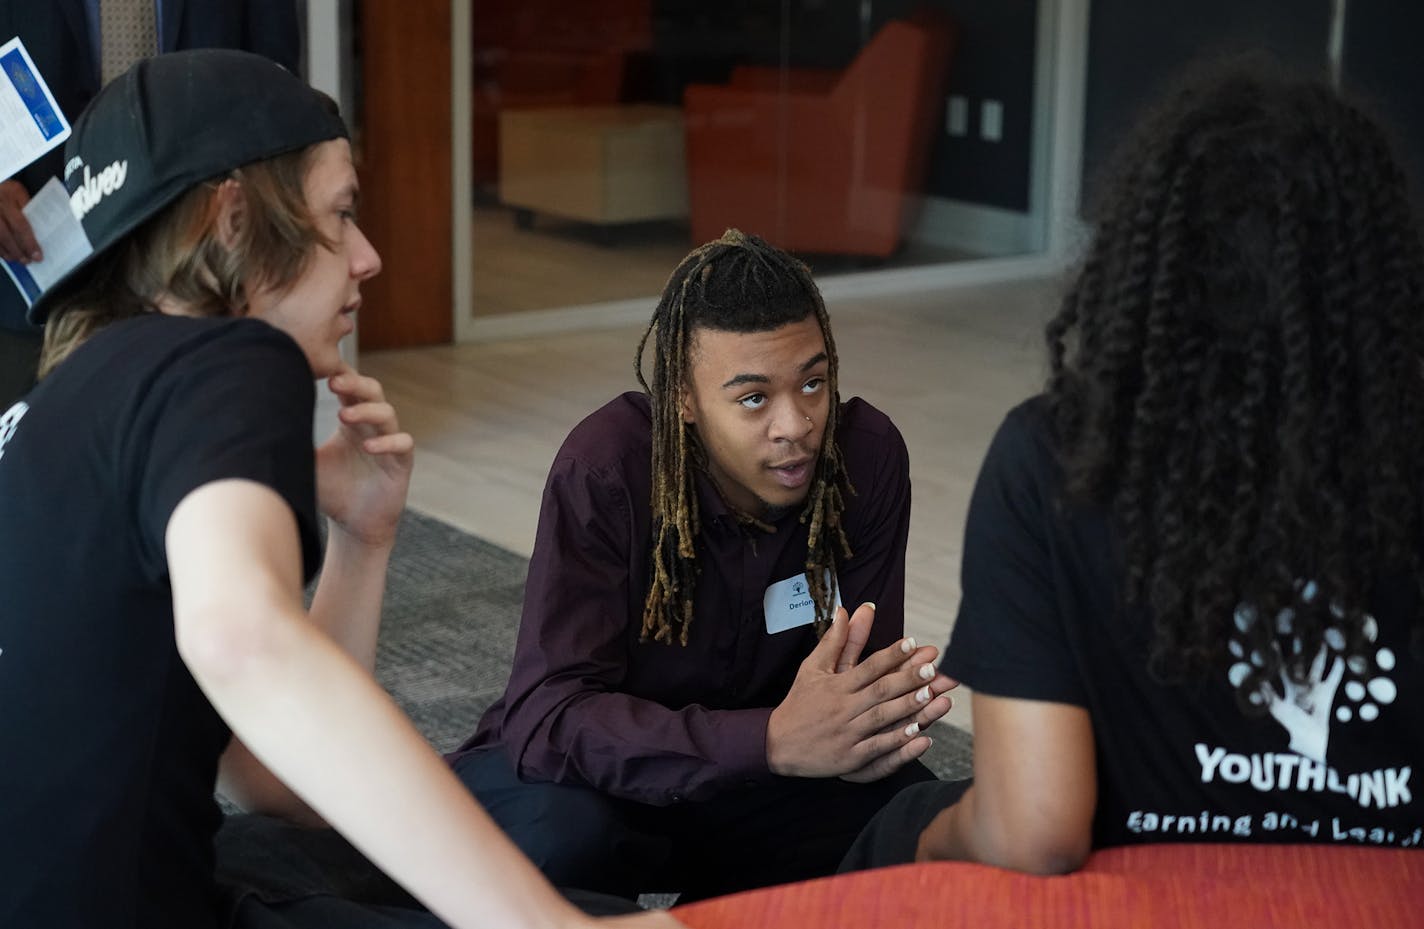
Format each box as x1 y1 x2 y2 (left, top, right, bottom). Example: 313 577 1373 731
1046 63 1424 714
634 229 853 645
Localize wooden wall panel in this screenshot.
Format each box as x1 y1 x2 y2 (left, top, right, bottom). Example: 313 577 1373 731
358 1 453 349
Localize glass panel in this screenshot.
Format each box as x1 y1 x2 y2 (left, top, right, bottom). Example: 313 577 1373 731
471 0 1047 318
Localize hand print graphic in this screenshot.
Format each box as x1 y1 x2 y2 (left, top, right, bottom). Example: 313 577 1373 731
1228 581 1395 763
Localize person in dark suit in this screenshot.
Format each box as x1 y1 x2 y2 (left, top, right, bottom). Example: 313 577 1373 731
0 0 300 405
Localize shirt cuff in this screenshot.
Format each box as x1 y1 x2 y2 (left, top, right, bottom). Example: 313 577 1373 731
692 706 776 800
733 705 775 771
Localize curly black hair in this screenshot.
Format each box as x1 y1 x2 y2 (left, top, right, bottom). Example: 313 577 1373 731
1046 66 1424 711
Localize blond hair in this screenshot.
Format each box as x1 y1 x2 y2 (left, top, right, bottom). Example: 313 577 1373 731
39 147 329 378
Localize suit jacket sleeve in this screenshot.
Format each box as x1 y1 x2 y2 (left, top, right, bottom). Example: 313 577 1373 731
162 0 300 73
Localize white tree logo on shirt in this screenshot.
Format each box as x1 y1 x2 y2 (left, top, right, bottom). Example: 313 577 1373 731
1228 581 1396 763
0 401 27 462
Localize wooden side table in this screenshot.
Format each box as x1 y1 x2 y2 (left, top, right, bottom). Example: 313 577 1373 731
498 104 688 228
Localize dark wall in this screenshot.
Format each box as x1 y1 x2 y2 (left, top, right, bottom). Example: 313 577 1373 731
643 1 835 95
1341 2 1424 208
1083 1 1424 215
647 0 1039 211
891 0 1038 211
1082 0 1332 209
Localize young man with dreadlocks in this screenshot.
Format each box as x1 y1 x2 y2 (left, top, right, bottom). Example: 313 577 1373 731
451 230 956 901
841 66 1424 876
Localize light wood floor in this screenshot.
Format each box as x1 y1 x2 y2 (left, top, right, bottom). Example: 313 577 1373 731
472 204 691 315
362 275 1064 730
471 202 982 316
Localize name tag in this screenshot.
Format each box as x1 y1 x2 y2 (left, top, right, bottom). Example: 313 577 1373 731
763 570 841 635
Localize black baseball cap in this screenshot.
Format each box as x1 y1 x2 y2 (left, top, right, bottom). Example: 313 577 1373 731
27 49 348 325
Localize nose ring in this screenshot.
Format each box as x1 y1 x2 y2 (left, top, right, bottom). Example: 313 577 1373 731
805 415 813 422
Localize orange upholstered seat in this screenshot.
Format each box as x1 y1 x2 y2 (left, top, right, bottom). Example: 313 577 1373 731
673 844 1424 927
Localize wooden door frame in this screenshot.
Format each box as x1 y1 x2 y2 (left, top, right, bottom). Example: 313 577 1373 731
356 0 455 350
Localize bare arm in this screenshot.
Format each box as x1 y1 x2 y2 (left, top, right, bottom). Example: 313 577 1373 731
306 367 413 663
169 479 682 929
916 691 1097 875
218 368 413 819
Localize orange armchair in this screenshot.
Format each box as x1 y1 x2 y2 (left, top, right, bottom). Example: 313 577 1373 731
682 14 956 258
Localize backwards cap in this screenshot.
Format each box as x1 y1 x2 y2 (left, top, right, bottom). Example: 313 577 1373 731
27 48 348 324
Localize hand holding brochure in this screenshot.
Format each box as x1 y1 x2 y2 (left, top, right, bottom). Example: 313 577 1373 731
0 36 80 305
1 177 93 306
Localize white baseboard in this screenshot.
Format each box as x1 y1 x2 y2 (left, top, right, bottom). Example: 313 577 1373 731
907 196 1043 257
460 251 1074 343
467 296 656 341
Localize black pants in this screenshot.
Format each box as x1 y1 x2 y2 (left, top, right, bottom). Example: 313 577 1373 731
229 895 448 929
453 745 937 902
214 814 643 927
836 778 973 873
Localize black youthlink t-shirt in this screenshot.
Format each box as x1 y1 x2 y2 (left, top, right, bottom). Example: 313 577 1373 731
946 397 1423 851
0 315 322 928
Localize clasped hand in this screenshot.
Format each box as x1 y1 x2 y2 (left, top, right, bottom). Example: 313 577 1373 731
315 366 414 546
766 602 957 781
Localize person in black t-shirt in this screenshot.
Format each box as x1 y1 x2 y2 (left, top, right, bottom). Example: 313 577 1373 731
0 0 305 406
0 51 682 929
842 66 1424 874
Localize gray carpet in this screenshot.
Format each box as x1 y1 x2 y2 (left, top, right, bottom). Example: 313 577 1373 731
376 509 974 781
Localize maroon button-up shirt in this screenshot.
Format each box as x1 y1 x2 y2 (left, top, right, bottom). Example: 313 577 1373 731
458 391 911 806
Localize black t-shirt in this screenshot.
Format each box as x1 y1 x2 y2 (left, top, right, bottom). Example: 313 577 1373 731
0 316 322 928
947 397 1424 851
